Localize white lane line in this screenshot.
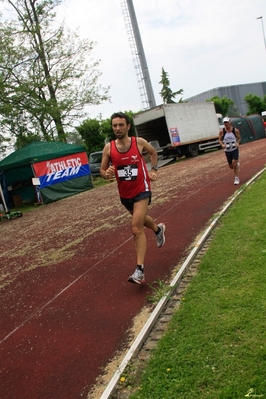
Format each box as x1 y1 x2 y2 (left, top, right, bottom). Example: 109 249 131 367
99 167 266 399
0 236 134 344
0 167 230 343
2 167 265 347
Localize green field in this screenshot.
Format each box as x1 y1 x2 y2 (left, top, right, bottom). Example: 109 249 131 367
121 172 266 399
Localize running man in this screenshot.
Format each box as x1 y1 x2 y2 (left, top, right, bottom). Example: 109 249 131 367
219 116 241 185
100 112 165 284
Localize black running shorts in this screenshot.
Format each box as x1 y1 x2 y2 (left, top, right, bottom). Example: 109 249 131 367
225 148 239 165
120 191 152 211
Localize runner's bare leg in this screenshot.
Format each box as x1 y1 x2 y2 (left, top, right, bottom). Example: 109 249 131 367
129 198 156 265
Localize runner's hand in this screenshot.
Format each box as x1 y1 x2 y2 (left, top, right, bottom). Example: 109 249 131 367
106 165 115 179
149 171 157 181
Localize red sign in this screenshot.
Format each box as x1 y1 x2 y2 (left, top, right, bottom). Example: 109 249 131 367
33 152 90 188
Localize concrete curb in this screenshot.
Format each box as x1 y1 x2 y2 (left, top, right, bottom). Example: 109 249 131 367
100 167 266 399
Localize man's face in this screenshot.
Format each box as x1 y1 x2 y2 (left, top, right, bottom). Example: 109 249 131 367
112 117 130 139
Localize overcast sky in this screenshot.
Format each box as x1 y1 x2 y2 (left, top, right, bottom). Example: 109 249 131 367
55 0 266 120
2 0 266 121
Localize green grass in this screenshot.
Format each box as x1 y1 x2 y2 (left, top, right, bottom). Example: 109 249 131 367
1 203 38 215
91 175 115 188
147 279 172 304
124 172 266 399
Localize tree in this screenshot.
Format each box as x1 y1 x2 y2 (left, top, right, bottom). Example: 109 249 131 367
0 0 109 146
76 119 105 154
207 95 234 116
244 93 266 115
227 103 239 117
159 68 183 104
0 132 11 160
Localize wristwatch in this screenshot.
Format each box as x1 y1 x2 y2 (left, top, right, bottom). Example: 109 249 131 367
151 166 158 171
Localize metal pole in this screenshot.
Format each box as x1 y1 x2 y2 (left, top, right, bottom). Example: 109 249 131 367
256 16 266 53
126 0 156 108
0 183 8 212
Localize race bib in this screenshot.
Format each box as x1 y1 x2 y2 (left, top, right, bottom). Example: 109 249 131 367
226 142 236 150
117 164 138 181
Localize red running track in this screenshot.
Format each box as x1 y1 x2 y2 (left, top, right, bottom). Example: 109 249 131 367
0 139 265 398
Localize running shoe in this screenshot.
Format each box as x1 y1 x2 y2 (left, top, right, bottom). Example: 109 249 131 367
234 177 240 185
128 267 145 285
156 223 166 247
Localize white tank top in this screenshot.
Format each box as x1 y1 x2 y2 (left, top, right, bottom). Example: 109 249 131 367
223 131 237 152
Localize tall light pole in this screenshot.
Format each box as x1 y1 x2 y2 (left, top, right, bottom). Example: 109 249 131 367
256 16 266 53
121 0 156 110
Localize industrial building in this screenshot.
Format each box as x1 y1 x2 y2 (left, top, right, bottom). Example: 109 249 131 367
186 81 266 116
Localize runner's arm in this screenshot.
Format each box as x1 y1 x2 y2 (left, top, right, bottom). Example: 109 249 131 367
137 137 158 168
235 129 241 147
218 129 225 148
100 143 115 179
137 137 158 181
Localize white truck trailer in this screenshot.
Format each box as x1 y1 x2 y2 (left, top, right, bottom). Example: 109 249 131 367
133 102 221 158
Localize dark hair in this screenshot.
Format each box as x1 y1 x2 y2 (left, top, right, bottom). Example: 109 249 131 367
111 112 130 125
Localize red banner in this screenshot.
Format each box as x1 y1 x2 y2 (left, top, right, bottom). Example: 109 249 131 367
33 152 90 188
